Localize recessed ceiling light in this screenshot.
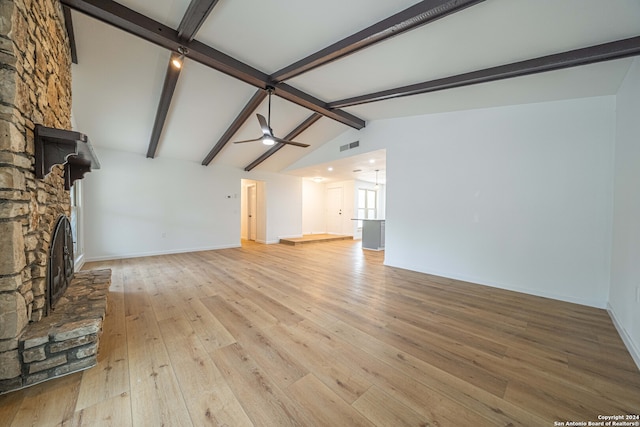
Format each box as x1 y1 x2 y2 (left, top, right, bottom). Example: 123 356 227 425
327 167 333 171
369 159 375 164
313 177 323 183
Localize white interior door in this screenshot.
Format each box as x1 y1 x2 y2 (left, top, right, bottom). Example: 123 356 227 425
247 185 257 241
327 187 343 235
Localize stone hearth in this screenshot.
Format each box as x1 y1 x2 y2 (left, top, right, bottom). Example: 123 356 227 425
0 269 110 393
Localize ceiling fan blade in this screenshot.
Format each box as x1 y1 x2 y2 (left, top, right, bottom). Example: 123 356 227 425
256 114 272 137
274 137 310 148
233 137 263 144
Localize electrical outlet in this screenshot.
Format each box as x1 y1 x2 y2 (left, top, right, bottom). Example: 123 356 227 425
161 232 166 238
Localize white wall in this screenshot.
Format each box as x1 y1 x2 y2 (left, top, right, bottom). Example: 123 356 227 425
383 97 616 308
83 148 242 260
83 148 302 259
609 58 640 367
259 172 302 243
302 180 325 234
292 96 617 308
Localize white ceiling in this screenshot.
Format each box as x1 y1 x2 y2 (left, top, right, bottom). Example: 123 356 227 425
287 149 388 185
70 0 640 182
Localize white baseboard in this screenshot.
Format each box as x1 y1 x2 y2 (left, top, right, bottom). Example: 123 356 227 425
84 243 241 262
384 260 607 309
74 253 85 271
607 304 640 372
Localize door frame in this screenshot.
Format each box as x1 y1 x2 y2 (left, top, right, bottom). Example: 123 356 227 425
247 184 257 241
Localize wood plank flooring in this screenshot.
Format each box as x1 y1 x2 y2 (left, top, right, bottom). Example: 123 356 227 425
1 240 639 426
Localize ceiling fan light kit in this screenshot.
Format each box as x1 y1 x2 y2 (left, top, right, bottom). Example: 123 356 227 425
262 136 275 146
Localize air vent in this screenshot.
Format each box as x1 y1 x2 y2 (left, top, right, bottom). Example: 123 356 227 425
340 140 359 152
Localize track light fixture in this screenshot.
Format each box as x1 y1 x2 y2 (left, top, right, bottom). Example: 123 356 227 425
172 46 188 69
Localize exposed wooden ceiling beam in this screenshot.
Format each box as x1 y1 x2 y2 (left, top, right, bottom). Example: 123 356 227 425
62 6 78 64
202 90 267 166
60 0 365 130
273 83 363 129
177 0 220 41
330 36 640 108
146 0 221 158
270 0 485 83
146 55 181 158
244 113 323 172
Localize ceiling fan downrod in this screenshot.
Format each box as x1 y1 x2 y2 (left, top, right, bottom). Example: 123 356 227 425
266 86 275 127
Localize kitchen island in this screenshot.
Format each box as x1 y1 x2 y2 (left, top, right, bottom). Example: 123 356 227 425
359 219 385 251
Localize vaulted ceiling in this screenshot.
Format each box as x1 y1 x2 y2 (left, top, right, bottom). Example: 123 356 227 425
65 0 640 180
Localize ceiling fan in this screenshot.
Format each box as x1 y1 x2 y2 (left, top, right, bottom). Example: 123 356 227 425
233 87 310 148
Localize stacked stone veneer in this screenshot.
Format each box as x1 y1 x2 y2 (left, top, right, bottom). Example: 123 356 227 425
0 0 108 393
4 269 110 392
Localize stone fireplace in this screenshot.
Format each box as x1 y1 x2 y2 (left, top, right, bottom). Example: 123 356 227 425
0 0 109 393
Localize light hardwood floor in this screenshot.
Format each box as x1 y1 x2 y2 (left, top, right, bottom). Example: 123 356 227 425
1 240 639 426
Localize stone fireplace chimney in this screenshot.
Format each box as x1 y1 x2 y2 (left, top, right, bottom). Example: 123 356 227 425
1 0 73 340
0 0 108 393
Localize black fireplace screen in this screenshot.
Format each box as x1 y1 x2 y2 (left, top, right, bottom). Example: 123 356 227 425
47 215 74 314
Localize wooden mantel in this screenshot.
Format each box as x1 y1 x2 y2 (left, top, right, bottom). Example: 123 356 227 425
34 124 100 190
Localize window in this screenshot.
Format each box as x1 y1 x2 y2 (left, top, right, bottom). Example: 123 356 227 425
69 181 81 262
357 188 377 228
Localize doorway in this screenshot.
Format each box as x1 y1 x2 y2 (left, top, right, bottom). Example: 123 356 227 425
247 184 257 241
241 179 265 243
